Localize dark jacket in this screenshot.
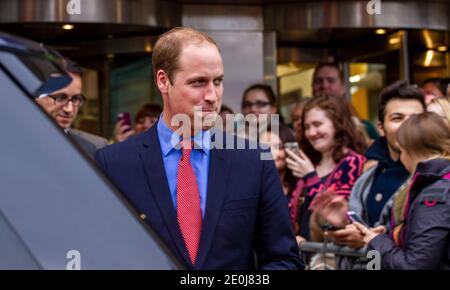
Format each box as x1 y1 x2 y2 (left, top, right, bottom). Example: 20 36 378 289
368 158 450 270
95 124 304 270
363 137 409 227
68 131 97 159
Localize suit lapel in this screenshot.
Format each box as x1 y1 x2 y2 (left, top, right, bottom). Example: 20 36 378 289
138 124 192 267
195 131 231 269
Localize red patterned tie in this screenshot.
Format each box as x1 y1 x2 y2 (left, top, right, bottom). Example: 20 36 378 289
177 142 202 265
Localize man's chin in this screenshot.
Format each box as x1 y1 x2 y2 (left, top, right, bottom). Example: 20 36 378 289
56 118 73 129
202 110 218 117
200 111 218 124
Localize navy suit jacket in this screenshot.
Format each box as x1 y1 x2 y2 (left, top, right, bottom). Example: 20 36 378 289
95 123 303 270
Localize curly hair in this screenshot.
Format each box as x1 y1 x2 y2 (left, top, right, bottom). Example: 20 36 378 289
300 95 367 165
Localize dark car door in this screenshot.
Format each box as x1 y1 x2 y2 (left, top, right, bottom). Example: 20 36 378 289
0 45 183 270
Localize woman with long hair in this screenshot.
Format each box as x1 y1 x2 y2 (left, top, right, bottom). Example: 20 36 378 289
286 95 367 243
356 112 450 269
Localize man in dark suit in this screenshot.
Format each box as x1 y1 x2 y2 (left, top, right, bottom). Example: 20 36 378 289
95 27 303 270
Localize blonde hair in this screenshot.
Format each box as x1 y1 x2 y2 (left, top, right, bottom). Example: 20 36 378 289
428 97 450 124
396 112 450 160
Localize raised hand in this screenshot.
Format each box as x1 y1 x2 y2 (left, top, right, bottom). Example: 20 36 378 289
285 148 315 178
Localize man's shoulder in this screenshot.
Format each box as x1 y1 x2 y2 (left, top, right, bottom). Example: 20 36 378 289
98 132 146 156
211 131 268 158
69 133 97 158
71 129 109 149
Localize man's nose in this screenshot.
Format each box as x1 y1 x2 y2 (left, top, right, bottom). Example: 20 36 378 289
63 100 74 113
322 80 332 89
204 83 218 103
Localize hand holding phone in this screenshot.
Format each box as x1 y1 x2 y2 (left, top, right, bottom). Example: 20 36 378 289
114 112 135 142
284 141 300 155
285 141 315 178
117 112 132 132
346 211 369 228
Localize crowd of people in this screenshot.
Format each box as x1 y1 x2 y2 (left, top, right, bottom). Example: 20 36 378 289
236 65 450 270
33 27 449 270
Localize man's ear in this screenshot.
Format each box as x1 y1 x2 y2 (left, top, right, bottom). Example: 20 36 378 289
377 121 385 137
156 69 170 95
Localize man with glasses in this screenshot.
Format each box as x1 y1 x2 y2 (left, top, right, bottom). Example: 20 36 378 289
35 59 98 158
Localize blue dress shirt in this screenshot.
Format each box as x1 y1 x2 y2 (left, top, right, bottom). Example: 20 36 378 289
157 115 211 218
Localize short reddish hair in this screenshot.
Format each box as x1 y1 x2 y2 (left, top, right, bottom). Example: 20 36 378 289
152 27 219 84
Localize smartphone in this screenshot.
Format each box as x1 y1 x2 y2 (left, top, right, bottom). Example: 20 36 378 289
284 141 300 155
347 211 369 227
321 223 341 232
117 112 132 132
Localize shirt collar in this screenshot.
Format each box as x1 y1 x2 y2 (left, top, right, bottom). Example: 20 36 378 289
157 114 211 157
365 137 393 164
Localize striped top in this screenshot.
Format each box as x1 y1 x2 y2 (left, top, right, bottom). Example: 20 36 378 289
288 150 366 239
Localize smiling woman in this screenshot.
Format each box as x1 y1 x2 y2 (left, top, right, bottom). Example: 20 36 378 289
286 95 367 246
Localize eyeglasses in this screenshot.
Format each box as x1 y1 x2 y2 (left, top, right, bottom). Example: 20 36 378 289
242 100 271 109
47 93 86 107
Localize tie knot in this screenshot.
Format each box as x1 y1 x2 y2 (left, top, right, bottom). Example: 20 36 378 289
180 140 194 161
181 147 192 160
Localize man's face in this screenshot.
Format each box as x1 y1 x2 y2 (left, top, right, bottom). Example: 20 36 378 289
35 73 82 129
157 42 224 133
378 99 424 158
312 66 345 98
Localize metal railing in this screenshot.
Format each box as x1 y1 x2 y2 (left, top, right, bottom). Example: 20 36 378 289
300 242 367 257
299 242 368 270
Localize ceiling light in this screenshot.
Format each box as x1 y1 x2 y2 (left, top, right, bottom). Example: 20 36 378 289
389 38 400 45
375 29 387 35
424 50 434 67
349 75 361 83
145 43 152 53
62 24 74 30
437 46 448 52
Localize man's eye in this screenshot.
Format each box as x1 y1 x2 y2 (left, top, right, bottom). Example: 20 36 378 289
55 95 68 101
213 78 223 86
327 78 337 83
192 80 205 86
